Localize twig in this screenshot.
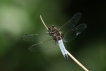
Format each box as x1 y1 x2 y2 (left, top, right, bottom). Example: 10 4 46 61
40 15 48 30
66 50 89 71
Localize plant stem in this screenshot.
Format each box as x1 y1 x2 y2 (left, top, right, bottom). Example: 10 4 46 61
66 50 89 71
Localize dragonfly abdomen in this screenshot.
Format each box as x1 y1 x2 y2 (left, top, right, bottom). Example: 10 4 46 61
58 40 68 60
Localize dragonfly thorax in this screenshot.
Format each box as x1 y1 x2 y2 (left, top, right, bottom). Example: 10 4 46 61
48 25 64 41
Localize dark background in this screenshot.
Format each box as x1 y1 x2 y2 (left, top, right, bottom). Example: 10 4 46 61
0 0 106 71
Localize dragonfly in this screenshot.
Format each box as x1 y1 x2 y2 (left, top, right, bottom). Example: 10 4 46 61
22 13 87 61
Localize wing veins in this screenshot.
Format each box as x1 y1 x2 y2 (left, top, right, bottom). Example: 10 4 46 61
63 24 87 42
59 13 82 33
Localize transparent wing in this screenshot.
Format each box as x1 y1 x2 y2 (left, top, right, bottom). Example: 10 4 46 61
22 32 49 42
22 32 59 52
59 13 81 33
28 39 59 52
63 24 87 42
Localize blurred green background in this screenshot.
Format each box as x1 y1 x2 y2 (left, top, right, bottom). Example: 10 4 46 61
0 0 106 71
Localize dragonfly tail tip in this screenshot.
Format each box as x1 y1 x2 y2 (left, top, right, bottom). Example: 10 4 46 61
64 54 68 61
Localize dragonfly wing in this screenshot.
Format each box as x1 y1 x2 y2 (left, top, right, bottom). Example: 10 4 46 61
28 39 59 52
63 24 87 42
22 32 49 42
59 13 81 33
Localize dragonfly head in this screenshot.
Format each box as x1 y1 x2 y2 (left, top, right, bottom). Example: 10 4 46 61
48 25 55 31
